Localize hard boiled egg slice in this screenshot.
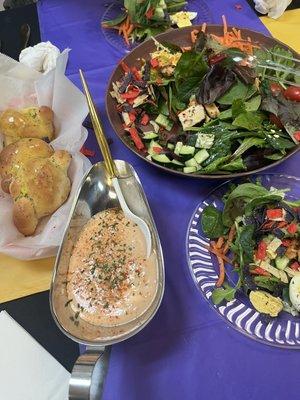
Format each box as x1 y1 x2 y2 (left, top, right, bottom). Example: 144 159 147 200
170 12 198 28
289 275 300 311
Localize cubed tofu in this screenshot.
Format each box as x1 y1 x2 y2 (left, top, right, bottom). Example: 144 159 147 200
178 104 205 130
267 237 282 254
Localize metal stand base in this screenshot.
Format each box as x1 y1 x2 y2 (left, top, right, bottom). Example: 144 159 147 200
69 346 111 400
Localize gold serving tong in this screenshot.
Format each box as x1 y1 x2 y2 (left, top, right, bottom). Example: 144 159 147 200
79 69 152 258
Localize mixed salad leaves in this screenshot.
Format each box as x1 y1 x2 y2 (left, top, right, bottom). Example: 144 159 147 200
102 0 197 46
201 180 300 318
110 18 300 175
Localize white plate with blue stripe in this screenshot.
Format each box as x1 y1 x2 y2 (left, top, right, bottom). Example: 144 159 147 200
186 174 300 348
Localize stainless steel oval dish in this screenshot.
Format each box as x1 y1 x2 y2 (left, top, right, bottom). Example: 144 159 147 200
50 160 164 399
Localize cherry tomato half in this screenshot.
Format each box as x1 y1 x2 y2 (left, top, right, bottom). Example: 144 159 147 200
294 131 300 142
284 86 300 102
270 82 283 95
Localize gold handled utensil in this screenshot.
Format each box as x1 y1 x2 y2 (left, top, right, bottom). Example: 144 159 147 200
79 69 152 258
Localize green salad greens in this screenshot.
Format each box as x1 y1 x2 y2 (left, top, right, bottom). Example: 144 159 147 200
201 181 300 318
110 26 300 175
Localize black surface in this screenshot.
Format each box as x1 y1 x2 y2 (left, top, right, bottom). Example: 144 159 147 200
0 291 79 372
0 3 40 59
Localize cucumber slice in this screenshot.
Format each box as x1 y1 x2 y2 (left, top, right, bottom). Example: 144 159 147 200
171 159 184 167
167 143 175 150
179 145 195 156
148 140 162 156
155 113 173 131
185 158 198 167
170 159 184 170
143 132 158 141
194 149 209 165
152 154 171 164
275 256 290 270
183 166 197 173
174 141 183 156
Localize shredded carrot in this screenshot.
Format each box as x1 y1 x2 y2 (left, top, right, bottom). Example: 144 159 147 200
247 36 253 55
123 27 130 46
215 256 225 287
210 34 223 44
190 29 199 44
205 245 232 264
118 24 123 35
232 27 239 38
206 234 234 287
201 22 207 33
223 224 236 254
209 17 260 55
127 24 134 36
216 236 224 249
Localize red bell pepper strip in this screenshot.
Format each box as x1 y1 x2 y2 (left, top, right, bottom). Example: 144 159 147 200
287 223 298 234
266 208 283 219
145 7 154 19
256 240 267 261
128 127 144 150
129 112 136 123
293 131 300 141
120 61 131 73
150 58 159 68
140 113 150 126
291 261 300 271
131 66 142 81
250 267 271 276
80 146 95 157
153 147 162 154
120 88 140 100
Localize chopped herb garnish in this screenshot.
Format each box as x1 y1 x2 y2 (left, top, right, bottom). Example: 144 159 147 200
65 299 72 307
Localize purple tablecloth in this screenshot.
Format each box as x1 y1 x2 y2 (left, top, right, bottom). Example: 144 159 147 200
38 1 300 399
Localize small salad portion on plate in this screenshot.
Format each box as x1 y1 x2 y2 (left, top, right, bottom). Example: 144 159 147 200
201 179 300 318
102 0 198 46
187 174 300 347
108 19 300 177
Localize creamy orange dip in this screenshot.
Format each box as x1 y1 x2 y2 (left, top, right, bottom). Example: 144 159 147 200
67 208 157 327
